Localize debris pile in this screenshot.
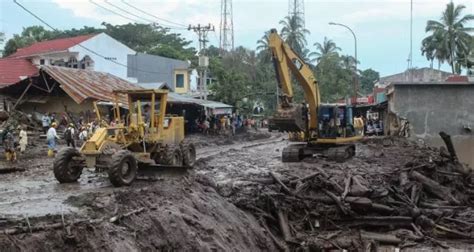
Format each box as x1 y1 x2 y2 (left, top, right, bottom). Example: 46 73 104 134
233 133 474 250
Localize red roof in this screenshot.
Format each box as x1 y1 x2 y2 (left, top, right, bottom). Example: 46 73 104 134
7 34 96 58
0 58 39 87
445 75 469 83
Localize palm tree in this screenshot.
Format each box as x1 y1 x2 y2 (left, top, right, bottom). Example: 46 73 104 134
309 37 341 63
256 31 271 63
279 15 310 56
421 31 448 69
340 55 359 71
424 2 474 73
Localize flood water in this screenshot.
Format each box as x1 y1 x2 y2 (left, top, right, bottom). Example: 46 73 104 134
426 136 474 169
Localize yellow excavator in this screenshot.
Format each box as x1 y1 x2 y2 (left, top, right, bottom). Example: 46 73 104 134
267 29 362 162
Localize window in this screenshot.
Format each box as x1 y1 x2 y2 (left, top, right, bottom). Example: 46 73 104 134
175 74 185 88
39 59 45 65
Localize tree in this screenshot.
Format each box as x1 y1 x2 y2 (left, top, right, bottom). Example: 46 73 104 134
3 26 59 56
256 31 271 63
0 32 4 56
359 69 380 94
279 15 310 56
101 23 196 62
340 55 358 71
421 31 448 69
309 37 340 63
423 2 474 73
315 54 353 102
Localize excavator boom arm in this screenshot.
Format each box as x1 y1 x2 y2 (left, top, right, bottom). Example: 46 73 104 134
268 29 320 132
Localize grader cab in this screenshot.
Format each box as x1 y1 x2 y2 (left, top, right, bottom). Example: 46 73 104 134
53 89 196 187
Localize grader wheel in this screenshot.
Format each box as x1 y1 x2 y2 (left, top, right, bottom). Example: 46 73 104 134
108 150 138 187
54 147 84 183
181 143 196 167
162 146 183 166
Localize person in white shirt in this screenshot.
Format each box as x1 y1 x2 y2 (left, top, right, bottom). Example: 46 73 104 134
41 114 51 134
47 122 59 157
18 125 28 153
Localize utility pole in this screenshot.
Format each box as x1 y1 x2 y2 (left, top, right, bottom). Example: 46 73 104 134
408 0 413 82
219 0 234 53
188 24 215 100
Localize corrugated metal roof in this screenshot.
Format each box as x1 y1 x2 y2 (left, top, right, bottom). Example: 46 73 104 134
41 66 141 104
167 93 233 109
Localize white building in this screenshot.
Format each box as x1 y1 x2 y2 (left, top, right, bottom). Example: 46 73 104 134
6 33 136 82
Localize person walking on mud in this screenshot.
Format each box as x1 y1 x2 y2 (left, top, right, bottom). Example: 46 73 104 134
64 123 76 148
18 125 28 154
41 113 51 134
3 127 17 162
47 122 59 157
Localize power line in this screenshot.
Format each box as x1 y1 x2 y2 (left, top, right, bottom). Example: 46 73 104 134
121 0 188 28
90 0 142 24
104 0 186 30
13 0 177 75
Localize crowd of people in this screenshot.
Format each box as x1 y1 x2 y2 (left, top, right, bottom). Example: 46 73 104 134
193 114 266 136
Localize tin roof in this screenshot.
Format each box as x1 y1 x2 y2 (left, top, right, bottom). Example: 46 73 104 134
167 92 233 109
41 66 140 104
8 34 97 58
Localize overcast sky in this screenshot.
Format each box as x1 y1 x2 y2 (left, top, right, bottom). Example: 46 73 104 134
1 0 472 76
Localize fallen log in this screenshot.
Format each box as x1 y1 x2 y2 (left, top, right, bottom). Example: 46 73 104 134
322 189 349 215
315 167 344 193
439 132 458 162
345 197 394 213
409 171 460 205
270 172 296 196
277 210 292 242
0 167 26 174
341 216 413 228
360 230 402 244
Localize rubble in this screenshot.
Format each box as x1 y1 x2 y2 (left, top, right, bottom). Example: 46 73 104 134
225 134 474 250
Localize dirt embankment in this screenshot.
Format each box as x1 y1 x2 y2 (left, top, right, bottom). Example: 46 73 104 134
0 173 276 251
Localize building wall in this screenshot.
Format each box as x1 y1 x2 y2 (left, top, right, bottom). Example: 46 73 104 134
388 84 474 168
69 33 136 82
379 68 451 87
127 53 190 91
173 69 189 94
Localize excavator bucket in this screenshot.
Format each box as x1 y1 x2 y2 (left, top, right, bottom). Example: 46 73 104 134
268 104 307 132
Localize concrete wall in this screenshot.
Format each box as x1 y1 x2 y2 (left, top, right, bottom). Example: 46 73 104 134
389 84 474 167
70 33 136 83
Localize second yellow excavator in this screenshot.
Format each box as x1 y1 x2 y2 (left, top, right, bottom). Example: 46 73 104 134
267 29 362 162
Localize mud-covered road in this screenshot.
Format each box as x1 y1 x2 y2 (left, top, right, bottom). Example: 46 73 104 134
0 131 473 251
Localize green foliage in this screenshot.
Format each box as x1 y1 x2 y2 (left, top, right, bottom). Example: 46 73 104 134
279 15 310 56
2 23 196 62
309 37 340 63
422 2 474 73
101 23 196 62
315 54 353 102
359 69 380 95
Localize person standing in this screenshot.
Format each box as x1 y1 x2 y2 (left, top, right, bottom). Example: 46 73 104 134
41 113 51 134
3 128 17 162
353 115 364 136
47 122 59 157
64 123 76 148
18 125 28 153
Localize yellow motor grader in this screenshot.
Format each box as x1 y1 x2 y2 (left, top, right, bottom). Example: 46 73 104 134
53 89 196 187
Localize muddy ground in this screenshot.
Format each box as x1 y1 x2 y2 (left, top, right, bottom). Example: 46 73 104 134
0 130 473 251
